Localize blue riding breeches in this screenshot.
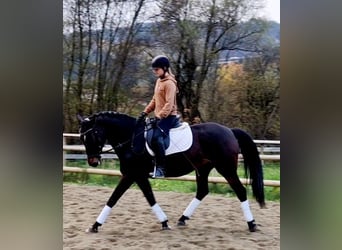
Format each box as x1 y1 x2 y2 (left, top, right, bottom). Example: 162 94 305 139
151 115 179 166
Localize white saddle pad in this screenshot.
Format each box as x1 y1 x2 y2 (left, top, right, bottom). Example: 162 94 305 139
146 122 193 156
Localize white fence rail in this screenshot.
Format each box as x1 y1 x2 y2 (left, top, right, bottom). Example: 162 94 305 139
63 133 280 187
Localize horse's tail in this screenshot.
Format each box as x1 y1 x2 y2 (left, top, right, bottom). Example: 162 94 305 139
231 128 265 208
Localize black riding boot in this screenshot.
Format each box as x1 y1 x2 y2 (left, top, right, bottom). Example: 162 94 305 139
150 136 166 178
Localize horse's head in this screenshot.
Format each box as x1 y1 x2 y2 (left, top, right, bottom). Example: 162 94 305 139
78 115 106 167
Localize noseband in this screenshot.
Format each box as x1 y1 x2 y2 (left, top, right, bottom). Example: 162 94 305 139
80 128 103 158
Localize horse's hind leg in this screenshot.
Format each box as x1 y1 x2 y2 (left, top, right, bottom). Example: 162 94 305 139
224 172 258 232
135 176 170 230
177 166 211 226
87 174 134 233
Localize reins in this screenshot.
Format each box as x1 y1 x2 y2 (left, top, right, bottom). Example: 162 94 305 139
80 128 93 136
81 120 149 155
129 122 153 155
110 122 152 153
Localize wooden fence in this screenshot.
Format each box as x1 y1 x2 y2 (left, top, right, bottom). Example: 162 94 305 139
63 133 280 187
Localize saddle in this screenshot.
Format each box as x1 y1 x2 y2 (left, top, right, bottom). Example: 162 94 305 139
145 120 193 156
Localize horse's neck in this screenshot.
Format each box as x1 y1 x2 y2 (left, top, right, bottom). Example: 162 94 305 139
104 118 135 147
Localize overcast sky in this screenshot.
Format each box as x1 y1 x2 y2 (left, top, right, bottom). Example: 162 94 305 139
63 0 280 33
261 0 280 23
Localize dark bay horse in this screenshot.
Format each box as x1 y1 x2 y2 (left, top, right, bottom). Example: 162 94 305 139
78 111 265 233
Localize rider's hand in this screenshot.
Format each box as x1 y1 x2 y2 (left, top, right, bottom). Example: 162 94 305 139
137 112 147 123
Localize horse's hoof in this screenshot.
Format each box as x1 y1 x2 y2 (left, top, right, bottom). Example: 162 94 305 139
177 215 189 227
177 221 186 226
161 220 171 230
162 226 172 230
247 220 257 232
86 227 98 233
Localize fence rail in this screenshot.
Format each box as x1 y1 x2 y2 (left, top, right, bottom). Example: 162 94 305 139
63 166 280 187
63 145 279 160
63 133 280 187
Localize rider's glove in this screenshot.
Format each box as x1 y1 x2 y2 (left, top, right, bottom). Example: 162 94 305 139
137 112 147 123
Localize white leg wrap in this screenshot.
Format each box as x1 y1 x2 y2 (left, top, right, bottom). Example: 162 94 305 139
241 200 254 222
183 198 201 218
96 205 112 224
151 204 167 222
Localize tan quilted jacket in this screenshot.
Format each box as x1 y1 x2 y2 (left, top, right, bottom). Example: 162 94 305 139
144 74 178 118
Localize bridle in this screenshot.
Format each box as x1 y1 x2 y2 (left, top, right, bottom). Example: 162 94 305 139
80 127 107 158
80 122 151 157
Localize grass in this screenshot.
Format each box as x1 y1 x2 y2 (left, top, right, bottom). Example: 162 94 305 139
63 159 280 201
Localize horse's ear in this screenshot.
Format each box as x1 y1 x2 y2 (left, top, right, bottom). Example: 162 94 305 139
77 113 84 123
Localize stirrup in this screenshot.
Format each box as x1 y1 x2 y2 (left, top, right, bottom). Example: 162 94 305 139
149 166 165 178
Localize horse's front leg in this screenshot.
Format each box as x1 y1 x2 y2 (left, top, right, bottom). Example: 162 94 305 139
177 170 210 226
87 174 134 233
135 176 171 230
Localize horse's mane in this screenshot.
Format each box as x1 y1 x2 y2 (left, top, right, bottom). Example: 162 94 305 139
88 111 133 121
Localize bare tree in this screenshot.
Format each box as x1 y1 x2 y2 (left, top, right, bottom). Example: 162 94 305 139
105 0 146 110
154 0 266 123
63 0 278 138
63 0 149 131
63 0 94 131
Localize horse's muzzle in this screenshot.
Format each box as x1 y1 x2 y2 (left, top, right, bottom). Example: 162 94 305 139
88 157 100 167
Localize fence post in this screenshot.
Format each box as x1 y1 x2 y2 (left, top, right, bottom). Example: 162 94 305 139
260 143 264 165
63 135 66 166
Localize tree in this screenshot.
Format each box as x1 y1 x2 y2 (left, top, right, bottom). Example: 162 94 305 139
205 43 280 139
204 62 246 125
63 0 149 131
242 44 280 139
63 0 279 137
63 0 94 131
104 0 146 111
153 0 267 123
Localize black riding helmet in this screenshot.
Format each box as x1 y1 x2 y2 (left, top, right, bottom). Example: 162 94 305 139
151 55 170 70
